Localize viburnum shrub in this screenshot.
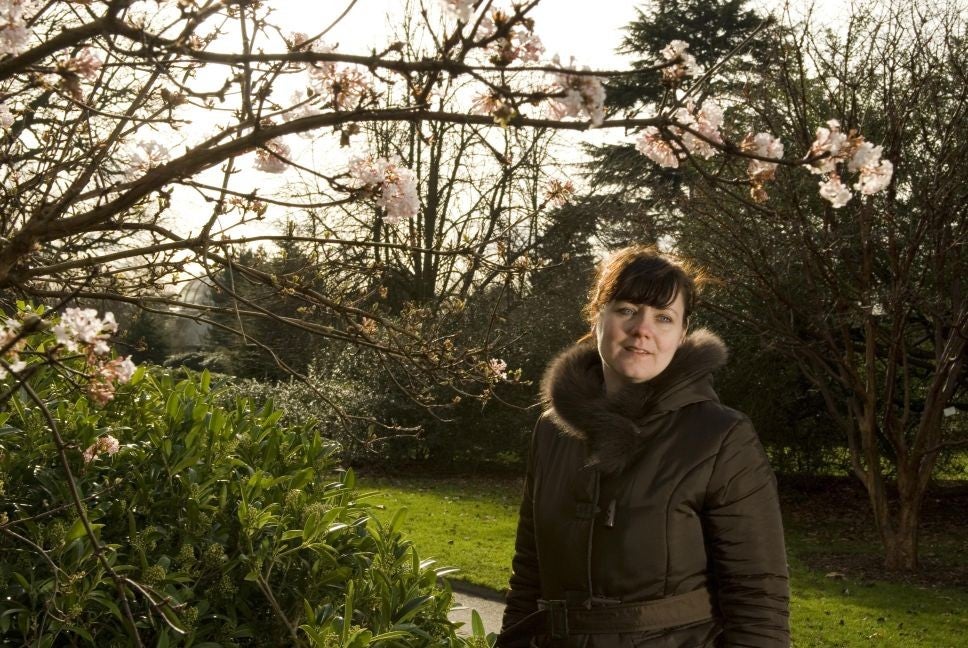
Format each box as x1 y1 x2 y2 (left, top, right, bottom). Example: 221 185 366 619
0 305 481 647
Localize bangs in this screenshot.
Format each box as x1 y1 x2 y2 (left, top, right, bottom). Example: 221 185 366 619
609 259 684 310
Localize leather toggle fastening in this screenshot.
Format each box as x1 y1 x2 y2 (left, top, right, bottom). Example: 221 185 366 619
604 499 617 527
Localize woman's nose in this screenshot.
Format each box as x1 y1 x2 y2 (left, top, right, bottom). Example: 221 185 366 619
629 311 653 336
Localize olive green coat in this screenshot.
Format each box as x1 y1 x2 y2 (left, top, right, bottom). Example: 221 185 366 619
499 330 790 647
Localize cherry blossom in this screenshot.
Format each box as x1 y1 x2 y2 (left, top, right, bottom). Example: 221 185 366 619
544 178 576 207
482 11 545 66
855 158 893 195
659 40 701 84
819 174 852 208
348 155 420 224
440 0 474 23
254 138 291 174
807 119 848 174
0 0 33 56
82 434 121 463
743 132 785 178
62 47 103 81
675 100 724 159
297 39 374 111
547 58 606 126
847 141 894 195
53 308 118 355
0 317 27 379
0 102 13 129
488 358 508 380
124 139 171 178
635 126 679 168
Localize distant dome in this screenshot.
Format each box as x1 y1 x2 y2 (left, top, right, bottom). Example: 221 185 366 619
168 278 215 350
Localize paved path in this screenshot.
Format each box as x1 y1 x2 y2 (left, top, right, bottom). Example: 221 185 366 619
448 583 505 636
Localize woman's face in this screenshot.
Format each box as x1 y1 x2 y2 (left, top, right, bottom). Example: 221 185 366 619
596 293 687 395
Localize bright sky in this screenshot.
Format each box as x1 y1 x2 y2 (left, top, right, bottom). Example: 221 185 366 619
269 1 640 69
170 0 841 251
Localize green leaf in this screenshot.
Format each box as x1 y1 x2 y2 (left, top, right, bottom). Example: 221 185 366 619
65 518 102 543
471 610 485 637
394 595 432 622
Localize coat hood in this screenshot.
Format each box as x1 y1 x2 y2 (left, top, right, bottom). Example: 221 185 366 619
540 329 729 473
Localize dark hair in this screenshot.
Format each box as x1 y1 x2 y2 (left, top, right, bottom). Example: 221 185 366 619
581 246 703 340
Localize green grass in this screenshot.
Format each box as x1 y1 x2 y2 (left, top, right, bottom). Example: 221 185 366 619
362 475 521 591
362 474 968 648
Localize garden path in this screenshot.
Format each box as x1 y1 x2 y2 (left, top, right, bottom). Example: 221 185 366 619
448 582 504 636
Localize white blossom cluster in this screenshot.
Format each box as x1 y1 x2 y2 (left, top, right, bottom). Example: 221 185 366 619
807 119 894 208
547 57 606 127
441 0 475 23
254 137 292 174
742 132 785 202
474 9 545 65
291 34 374 113
0 102 13 129
82 434 120 464
659 40 702 84
0 0 34 56
634 100 724 168
123 139 171 179
0 317 27 378
488 358 508 381
2 308 137 407
348 155 420 224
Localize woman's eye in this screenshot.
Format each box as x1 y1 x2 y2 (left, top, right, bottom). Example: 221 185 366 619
657 314 673 323
618 307 635 316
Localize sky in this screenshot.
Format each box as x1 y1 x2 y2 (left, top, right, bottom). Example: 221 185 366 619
167 0 844 260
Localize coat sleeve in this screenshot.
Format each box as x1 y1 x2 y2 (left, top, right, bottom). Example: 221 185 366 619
498 419 542 643
703 418 790 648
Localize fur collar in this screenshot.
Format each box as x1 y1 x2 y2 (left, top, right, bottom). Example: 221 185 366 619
540 329 728 473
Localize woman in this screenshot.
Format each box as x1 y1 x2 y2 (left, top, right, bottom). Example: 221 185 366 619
498 247 790 647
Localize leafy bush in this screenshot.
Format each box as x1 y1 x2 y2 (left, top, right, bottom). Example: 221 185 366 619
0 308 483 647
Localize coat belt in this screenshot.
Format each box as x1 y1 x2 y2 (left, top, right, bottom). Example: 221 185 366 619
498 587 716 644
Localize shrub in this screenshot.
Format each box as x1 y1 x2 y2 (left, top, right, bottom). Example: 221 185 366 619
0 307 480 647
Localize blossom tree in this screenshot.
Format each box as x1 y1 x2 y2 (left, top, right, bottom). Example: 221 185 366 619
0 0 893 408
617 2 963 571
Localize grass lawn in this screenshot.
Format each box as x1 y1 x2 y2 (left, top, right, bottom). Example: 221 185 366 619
361 474 967 648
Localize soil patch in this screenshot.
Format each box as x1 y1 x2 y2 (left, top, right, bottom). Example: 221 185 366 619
779 475 968 589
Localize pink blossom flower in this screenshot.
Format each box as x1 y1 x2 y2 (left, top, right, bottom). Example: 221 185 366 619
440 0 474 23
819 174 852 208
56 307 118 355
548 59 606 126
300 41 373 111
0 103 13 129
63 47 103 80
847 141 882 172
254 138 291 174
659 40 701 83
514 31 544 64
125 139 170 178
102 356 137 383
635 127 679 168
488 358 508 380
855 158 893 195
744 132 784 179
807 119 848 174
378 166 419 224
676 100 724 159
348 155 420 223
544 178 575 207
0 0 33 56
82 434 120 463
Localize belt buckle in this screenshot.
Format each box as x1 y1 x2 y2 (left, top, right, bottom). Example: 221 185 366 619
544 599 569 640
